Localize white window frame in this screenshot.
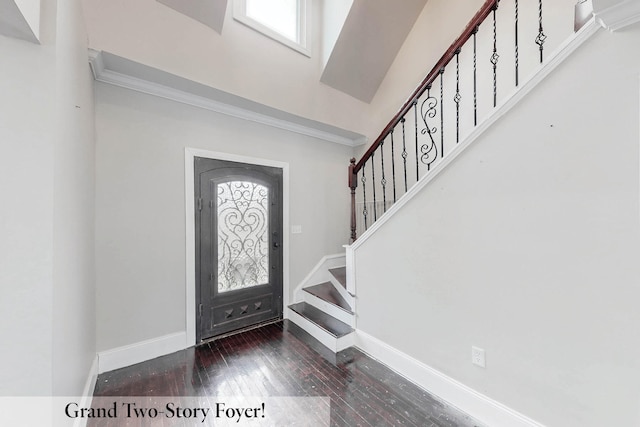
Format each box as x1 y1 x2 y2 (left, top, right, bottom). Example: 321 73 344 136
233 0 310 57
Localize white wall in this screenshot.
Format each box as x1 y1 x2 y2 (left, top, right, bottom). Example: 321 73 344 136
52 0 96 396
81 0 370 137
94 83 352 351
0 0 96 398
0 3 56 396
354 25 640 427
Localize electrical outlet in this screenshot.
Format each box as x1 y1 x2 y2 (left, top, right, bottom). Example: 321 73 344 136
472 346 486 368
291 225 302 234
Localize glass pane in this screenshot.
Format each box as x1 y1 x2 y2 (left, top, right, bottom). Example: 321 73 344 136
246 0 298 41
217 181 270 292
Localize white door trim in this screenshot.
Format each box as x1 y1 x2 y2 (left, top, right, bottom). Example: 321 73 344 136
185 147 290 346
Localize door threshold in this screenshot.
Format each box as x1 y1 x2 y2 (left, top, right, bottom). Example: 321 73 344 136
198 317 283 345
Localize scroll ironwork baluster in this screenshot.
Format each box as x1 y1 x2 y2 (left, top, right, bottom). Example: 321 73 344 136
390 130 397 203
371 152 377 221
535 0 546 63
361 161 368 230
490 4 499 107
401 118 408 192
454 49 461 144
515 0 519 86
420 86 438 172
414 101 419 182
380 140 387 212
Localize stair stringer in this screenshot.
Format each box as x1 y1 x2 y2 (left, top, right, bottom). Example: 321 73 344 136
286 253 356 352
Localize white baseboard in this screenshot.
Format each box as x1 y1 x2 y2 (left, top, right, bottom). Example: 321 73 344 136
98 332 187 374
73 356 98 427
354 330 545 427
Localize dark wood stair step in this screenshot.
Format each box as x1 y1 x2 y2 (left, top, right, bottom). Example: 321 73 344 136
328 267 347 289
303 282 352 313
289 302 353 338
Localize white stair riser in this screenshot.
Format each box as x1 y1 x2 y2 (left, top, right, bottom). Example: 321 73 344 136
287 309 339 352
302 290 355 327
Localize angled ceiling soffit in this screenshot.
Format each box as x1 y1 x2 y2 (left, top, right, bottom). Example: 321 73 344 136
156 0 228 34
0 0 40 43
320 0 428 103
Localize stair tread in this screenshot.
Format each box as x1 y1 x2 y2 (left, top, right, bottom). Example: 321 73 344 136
303 282 353 313
328 267 347 289
289 302 353 338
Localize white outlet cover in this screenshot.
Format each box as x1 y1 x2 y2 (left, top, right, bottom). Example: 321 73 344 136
472 346 486 368
291 225 302 234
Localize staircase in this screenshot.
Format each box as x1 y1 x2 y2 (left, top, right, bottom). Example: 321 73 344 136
287 255 355 352
288 1 597 354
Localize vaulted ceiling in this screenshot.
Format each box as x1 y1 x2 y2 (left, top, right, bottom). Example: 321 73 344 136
153 0 428 103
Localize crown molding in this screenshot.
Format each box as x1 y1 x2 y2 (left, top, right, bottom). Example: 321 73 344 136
593 0 640 31
88 49 367 147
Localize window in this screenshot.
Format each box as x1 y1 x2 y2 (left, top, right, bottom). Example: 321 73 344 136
233 0 309 56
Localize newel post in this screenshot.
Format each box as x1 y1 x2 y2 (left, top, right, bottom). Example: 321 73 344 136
348 158 358 243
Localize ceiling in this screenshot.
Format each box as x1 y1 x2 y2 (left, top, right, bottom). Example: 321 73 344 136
153 0 429 103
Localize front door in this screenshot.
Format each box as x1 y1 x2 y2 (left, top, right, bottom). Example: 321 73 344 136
195 157 283 342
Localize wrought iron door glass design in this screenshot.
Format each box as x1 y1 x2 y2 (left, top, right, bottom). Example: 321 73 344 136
217 181 269 292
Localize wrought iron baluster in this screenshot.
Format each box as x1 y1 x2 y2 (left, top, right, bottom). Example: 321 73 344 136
420 86 438 172
414 101 419 182
535 0 546 63
401 118 408 192
473 26 478 126
439 68 444 158
515 0 519 86
371 152 377 221
361 162 368 230
380 140 387 212
490 4 499 108
454 48 461 144
390 130 397 203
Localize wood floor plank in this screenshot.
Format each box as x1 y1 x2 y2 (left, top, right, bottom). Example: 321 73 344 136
92 320 483 427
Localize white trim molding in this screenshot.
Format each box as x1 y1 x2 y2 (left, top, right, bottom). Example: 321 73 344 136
593 0 640 31
88 50 366 147
73 357 99 427
98 332 187 374
355 330 546 427
185 148 291 347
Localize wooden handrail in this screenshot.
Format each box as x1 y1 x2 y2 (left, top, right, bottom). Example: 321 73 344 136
353 0 498 174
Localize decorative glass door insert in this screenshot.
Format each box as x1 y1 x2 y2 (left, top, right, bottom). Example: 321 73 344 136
217 181 269 292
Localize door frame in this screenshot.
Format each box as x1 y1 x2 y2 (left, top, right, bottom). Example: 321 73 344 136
185 147 290 346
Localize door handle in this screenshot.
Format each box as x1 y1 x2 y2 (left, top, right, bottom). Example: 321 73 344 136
273 231 280 249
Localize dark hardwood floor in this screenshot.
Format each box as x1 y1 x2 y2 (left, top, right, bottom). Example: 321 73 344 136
92 321 483 427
